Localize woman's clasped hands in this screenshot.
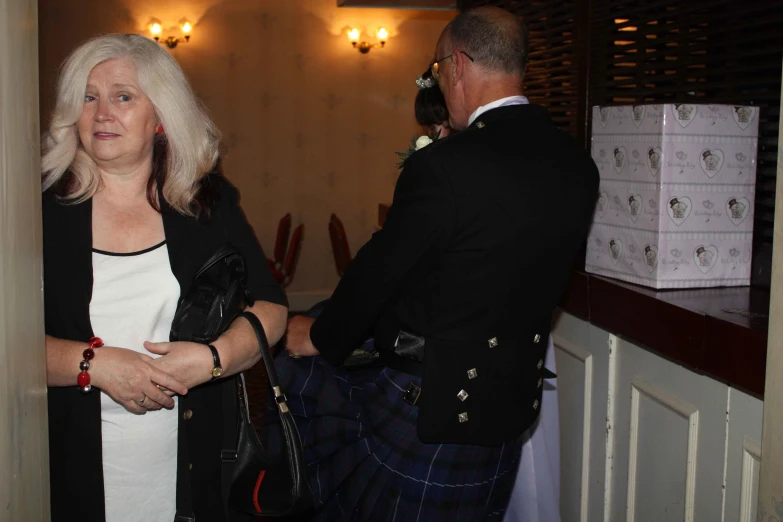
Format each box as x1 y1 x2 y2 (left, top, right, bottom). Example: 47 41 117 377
91 340 213 415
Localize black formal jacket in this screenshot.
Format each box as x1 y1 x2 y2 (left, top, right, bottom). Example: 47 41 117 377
311 104 599 446
43 174 287 522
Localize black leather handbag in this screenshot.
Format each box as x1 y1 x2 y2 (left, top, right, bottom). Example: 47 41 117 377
169 244 252 344
228 311 312 518
169 244 312 519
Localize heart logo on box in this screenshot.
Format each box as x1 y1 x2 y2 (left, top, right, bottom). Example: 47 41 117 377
598 107 610 128
693 245 718 274
699 149 724 177
643 244 658 273
732 106 756 130
646 147 663 178
613 146 627 174
627 194 642 222
609 239 623 265
726 197 750 225
596 191 608 217
666 196 692 226
673 104 696 127
632 105 645 127
670 248 682 258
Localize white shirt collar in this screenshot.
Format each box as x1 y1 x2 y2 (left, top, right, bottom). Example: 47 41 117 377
468 95 529 126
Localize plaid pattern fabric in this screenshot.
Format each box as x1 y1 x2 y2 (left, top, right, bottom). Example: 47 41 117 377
263 352 523 522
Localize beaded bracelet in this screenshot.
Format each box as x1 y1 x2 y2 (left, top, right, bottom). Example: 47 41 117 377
78 336 104 393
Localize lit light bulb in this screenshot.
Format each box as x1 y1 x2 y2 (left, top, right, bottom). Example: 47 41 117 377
180 21 192 34
348 28 360 42
149 23 162 36
377 28 388 40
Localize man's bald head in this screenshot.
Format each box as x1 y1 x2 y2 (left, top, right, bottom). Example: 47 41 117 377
442 6 529 79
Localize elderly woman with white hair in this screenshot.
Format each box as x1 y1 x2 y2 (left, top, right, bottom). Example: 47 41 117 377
41 34 288 522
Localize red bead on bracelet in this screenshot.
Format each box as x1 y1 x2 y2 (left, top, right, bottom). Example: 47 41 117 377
78 336 104 393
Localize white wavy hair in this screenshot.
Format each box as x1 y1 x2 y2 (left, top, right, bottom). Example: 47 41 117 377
41 33 220 215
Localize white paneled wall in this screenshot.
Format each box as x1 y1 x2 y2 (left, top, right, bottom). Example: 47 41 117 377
554 312 764 522
725 389 763 522
0 0 49 520
553 333 593 522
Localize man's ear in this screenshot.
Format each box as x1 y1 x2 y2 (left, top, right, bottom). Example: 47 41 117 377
452 50 466 84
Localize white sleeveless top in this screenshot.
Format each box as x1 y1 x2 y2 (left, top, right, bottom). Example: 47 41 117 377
90 241 180 522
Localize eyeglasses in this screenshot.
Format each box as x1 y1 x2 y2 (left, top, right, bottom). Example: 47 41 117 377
430 51 475 81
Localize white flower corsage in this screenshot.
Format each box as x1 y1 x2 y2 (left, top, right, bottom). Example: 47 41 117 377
415 135 433 149
395 131 439 169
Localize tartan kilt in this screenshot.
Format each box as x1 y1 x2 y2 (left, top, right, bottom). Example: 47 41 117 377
263 350 523 522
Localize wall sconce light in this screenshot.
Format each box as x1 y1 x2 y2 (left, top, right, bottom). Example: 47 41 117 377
348 27 387 54
148 19 192 49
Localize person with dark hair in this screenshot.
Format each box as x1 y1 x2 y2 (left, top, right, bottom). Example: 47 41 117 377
415 69 452 138
279 6 598 521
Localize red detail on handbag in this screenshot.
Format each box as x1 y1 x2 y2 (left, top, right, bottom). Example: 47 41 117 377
252 470 266 513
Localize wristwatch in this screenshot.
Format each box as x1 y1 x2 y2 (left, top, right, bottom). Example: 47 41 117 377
207 344 223 380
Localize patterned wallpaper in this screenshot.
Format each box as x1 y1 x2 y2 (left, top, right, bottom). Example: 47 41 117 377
38 0 451 293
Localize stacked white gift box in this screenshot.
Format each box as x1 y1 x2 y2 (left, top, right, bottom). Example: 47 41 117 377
585 103 760 289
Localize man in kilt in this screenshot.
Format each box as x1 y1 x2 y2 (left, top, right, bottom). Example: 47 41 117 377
277 6 599 521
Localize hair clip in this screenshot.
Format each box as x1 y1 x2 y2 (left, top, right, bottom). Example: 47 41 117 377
416 76 437 89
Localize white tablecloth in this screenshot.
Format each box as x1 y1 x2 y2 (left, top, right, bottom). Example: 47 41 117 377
503 335 561 522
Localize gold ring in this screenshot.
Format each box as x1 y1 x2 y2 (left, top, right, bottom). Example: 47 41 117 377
136 394 147 406
288 352 301 359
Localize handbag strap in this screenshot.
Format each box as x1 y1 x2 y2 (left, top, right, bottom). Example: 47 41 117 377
219 311 294 518
220 311 274 515
219 310 289 474
238 311 290 413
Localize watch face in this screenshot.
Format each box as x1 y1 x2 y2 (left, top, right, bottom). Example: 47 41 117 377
212 367 223 378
